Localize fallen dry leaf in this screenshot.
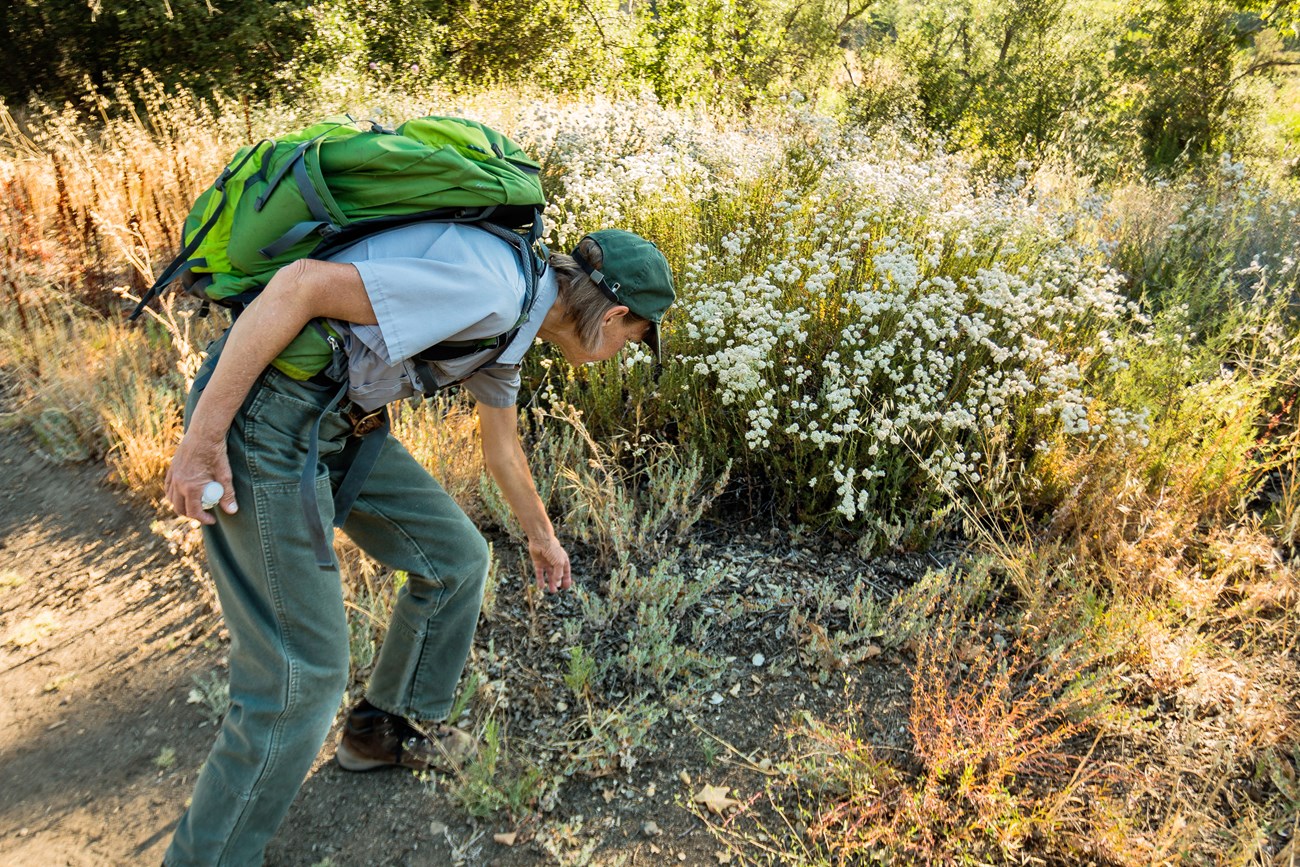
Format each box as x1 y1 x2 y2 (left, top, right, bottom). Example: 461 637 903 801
493 831 517 846
716 851 733 863
693 784 740 815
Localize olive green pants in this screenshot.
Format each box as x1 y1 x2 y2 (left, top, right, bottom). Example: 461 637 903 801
165 354 489 867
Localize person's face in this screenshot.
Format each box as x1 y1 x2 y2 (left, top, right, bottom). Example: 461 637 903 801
560 307 650 365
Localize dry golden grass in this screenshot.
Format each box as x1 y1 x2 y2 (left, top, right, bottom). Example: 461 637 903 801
1032 432 1300 863
389 395 489 523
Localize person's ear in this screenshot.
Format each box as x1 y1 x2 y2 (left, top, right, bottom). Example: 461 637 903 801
602 305 631 327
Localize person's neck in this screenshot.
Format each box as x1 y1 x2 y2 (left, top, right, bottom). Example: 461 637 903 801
536 302 571 345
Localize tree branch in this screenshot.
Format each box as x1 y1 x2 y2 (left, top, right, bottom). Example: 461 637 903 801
1229 57 1300 86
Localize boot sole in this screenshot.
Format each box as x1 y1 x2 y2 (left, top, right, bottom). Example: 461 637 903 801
335 738 402 772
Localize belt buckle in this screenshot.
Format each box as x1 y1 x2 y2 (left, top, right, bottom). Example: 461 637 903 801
348 407 385 438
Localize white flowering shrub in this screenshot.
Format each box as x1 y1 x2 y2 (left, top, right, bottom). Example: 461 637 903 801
502 95 786 267
487 100 1158 538
675 136 1151 531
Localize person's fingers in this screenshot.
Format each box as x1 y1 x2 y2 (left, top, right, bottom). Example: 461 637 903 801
218 486 238 514
190 485 215 524
529 542 573 594
215 456 238 514
556 550 571 590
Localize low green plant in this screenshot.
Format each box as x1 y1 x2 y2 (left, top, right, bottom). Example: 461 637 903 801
574 558 728 695
563 646 597 703
187 670 231 727
344 583 386 675
446 671 480 726
154 746 177 771
486 401 730 570
31 408 91 463
700 734 722 767
561 696 667 778
881 560 996 650
788 574 887 683
451 718 548 819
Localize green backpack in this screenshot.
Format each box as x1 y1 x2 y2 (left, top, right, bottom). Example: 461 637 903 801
132 115 548 379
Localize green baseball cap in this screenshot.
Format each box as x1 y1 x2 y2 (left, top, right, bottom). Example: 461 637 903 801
572 229 676 357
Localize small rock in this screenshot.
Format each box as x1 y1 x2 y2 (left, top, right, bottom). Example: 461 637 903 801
709 692 724 705
429 820 447 836
752 653 765 667
642 820 662 837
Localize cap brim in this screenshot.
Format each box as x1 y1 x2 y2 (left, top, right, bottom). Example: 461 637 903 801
643 321 661 360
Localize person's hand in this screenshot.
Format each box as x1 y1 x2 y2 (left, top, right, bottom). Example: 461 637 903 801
528 534 572 593
165 432 237 525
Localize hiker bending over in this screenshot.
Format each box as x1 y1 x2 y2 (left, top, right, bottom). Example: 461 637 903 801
161 225 674 866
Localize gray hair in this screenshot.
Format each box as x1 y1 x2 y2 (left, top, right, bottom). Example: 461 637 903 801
550 235 647 351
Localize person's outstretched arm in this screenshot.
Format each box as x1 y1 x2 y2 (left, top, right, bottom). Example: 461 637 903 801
166 260 375 522
477 403 573 593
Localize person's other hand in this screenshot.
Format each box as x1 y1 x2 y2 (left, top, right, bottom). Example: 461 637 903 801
165 433 237 524
528 535 572 593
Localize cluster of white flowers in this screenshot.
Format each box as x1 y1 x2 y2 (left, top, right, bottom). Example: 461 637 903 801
669 123 1144 519
493 97 782 251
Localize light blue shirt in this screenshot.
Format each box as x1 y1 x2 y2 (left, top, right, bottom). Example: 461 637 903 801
325 222 557 411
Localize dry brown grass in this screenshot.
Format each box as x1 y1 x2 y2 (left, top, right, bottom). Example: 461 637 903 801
1030 425 1300 863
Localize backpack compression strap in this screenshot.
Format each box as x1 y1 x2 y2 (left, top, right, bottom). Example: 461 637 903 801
128 140 272 321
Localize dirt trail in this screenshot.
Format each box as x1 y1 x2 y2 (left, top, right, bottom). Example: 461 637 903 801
0 435 476 866
0 433 219 864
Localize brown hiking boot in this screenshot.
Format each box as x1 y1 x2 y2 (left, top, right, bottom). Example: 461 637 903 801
336 699 478 773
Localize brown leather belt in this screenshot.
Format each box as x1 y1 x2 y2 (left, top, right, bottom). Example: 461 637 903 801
343 404 387 438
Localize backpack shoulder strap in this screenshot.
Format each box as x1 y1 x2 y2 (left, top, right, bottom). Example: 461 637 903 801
412 213 547 363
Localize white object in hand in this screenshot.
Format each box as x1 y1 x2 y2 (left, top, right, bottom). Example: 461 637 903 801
200 481 225 511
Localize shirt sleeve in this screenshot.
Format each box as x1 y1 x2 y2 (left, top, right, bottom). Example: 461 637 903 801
460 365 522 408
